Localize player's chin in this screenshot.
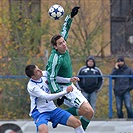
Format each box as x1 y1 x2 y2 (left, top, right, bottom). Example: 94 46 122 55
64 46 67 50
61 47 66 52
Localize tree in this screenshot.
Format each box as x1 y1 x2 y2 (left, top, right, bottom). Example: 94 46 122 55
63 0 111 59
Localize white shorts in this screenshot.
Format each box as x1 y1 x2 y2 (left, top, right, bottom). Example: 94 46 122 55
59 83 88 108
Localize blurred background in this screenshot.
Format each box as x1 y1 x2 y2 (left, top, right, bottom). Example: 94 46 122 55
0 0 133 121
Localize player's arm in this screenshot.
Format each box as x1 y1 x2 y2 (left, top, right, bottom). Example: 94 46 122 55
56 76 79 83
60 6 80 40
28 85 73 101
42 70 76 87
46 55 63 93
43 69 71 83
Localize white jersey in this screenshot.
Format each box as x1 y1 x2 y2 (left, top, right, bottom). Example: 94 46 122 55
27 71 68 116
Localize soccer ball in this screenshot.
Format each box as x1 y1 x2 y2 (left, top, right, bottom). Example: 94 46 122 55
48 4 64 20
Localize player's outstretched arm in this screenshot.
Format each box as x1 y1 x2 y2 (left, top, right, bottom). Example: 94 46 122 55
41 85 73 100
60 6 80 40
56 76 79 83
70 77 80 82
28 85 73 101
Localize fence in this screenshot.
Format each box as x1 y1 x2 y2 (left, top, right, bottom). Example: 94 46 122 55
78 75 133 118
0 74 133 119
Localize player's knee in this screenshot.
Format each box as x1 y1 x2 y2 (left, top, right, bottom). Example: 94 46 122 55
67 115 81 128
84 106 94 119
38 124 48 133
80 102 94 119
87 107 94 118
73 119 81 128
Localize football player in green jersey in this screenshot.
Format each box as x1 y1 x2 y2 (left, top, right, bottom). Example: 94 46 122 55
46 7 94 131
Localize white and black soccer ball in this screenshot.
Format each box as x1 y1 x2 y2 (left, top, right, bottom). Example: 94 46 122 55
48 4 64 20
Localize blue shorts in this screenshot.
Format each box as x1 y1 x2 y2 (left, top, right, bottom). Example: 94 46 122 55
33 108 71 129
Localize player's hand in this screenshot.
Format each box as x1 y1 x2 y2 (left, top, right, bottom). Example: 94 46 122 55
71 6 80 18
70 77 80 82
66 85 73 93
57 96 67 106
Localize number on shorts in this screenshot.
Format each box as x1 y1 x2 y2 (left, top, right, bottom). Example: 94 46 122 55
74 97 81 106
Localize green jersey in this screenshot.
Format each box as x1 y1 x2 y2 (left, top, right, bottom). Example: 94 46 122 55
46 15 73 93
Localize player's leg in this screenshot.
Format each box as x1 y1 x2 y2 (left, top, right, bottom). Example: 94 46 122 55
32 112 49 133
63 83 94 130
65 101 94 130
38 124 48 133
78 101 94 130
65 102 94 131
66 115 85 133
54 108 85 133
65 107 78 116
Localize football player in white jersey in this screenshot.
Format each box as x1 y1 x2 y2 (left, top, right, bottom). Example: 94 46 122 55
25 65 85 133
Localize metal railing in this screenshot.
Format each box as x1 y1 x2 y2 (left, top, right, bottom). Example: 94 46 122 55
0 75 133 118
78 75 133 118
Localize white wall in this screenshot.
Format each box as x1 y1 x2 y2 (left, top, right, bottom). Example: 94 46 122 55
0 120 133 133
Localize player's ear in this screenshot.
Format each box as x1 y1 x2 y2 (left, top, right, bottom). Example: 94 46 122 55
31 75 36 80
54 45 57 50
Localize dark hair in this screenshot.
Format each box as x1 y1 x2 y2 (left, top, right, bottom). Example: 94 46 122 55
117 56 125 62
25 65 36 78
51 34 62 46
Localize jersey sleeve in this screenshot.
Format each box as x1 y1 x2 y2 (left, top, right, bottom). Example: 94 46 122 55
60 15 73 41
46 52 63 93
56 76 71 83
28 85 68 101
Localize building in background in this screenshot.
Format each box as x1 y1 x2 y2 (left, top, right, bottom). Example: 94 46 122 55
0 0 133 57
110 0 133 56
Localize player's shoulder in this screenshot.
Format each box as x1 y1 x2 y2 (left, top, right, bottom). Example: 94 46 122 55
49 49 59 58
42 71 47 77
27 80 36 91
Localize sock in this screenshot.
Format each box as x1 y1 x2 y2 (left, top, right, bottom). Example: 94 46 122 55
65 107 78 116
80 116 90 131
75 125 85 133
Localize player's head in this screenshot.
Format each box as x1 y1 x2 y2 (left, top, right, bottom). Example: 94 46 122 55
51 34 63 46
51 34 67 53
25 65 43 80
